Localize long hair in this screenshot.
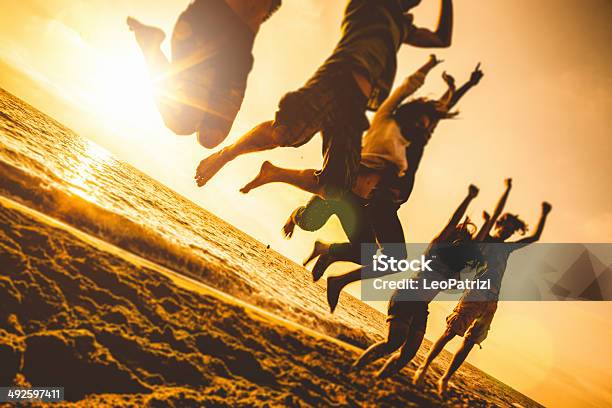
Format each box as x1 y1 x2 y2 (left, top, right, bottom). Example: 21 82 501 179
394 98 458 139
496 213 529 235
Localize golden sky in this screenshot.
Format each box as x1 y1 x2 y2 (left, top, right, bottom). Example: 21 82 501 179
1 1 611 406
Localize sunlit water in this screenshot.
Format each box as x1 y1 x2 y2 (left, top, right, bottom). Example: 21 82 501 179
0 88 384 340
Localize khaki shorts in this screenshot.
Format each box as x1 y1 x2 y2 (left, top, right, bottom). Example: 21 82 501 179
446 300 498 345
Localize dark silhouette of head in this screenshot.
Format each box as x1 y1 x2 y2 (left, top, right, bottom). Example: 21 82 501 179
394 98 457 143
452 216 478 243
400 0 422 12
443 217 485 269
494 213 528 240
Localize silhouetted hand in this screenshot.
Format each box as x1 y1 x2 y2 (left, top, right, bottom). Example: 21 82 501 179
483 211 491 222
468 184 479 198
428 53 443 67
470 63 484 85
442 71 455 88
542 202 552 214
505 178 512 188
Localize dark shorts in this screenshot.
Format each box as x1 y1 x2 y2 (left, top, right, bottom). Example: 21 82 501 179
274 63 370 196
386 296 429 333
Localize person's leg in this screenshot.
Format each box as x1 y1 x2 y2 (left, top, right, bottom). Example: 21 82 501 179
283 196 332 239
196 60 340 186
327 204 405 312
195 120 292 186
370 200 407 259
240 162 324 196
352 319 409 372
376 327 426 379
317 197 374 290
413 329 456 385
127 17 169 77
437 338 476 394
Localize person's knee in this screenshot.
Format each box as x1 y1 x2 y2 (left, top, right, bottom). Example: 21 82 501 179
461 337 477 351
292 207 319 231
163 116 196 136
385 330 407 351
197 114 232 148
443 327 457 340
271 124 296 147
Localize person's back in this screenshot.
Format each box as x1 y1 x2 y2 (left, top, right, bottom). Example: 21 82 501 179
326 0 414 110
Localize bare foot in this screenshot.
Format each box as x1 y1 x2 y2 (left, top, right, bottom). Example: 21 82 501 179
326 275 343 313
195 149 232 187
412 366 427 385
437 377 449 396
127 17 165 54
240 161 275 194
303 240 329 267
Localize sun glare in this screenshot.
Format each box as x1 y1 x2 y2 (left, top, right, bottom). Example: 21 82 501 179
65 140 112 204
90 50 161 132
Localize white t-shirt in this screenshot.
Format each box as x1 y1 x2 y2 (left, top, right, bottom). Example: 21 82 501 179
360 72 425 176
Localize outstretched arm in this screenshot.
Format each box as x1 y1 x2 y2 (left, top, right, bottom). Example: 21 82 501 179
405 0 453 48
438 184 479 240
375 55 442 119
476 178 513 241
514 202 552 247
446 63 484 110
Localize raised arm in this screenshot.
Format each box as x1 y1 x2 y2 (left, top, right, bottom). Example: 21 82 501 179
514 202 552 247
374 54 441 119
476 178 513 241
446 63 484 109
405 0 453 48
439 184 479 240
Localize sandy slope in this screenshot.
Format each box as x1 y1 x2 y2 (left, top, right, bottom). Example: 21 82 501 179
0 196 541 407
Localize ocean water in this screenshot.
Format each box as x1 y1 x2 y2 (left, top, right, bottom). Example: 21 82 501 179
0 88 384 342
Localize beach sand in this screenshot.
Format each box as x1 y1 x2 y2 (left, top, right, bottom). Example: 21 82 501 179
0 195 541 407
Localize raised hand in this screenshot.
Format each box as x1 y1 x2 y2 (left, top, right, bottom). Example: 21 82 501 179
505 178 512 188
468 184 479 198
470 63 484 85
442 71 456 88
542 201 552 214
428 53 443 67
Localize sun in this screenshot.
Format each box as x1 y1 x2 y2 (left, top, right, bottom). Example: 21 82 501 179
89 49 163 132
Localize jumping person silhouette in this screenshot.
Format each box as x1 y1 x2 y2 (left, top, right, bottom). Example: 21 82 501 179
351 185 483 378
413 178 552 394
269 62 484 312
194 0 454 193
128 0 282 148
